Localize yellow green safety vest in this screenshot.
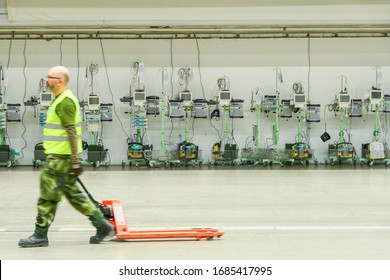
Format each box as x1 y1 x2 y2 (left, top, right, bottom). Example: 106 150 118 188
43 89 83 155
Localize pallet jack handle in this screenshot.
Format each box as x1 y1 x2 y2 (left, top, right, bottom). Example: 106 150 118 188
77 177 102 208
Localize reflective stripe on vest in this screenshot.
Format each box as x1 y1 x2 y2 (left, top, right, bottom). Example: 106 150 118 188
43 89 83 155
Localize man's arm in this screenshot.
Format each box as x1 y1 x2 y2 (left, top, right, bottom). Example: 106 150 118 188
65 124 80 165
57 97 83 175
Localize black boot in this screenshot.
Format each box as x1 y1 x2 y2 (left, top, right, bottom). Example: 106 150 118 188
18 233 49 248
90 221 114 244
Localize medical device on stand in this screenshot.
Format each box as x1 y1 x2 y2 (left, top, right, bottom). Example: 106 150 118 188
208 76 241 166
175 67 203 167
324 75 361 165
0 65 19 167
241 87 263 165
146 68 170 168
284 82 319 165
82 63 110 168
258 68 290 166
24 78 53 167
361 67 390 166
120 61 153 167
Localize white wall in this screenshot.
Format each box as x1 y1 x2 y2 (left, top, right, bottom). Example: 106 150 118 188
0 37 389 165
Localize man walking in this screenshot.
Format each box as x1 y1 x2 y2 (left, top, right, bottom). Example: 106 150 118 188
18 66 114 247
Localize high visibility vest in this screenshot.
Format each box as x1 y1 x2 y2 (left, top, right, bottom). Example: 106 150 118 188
43 89 83 155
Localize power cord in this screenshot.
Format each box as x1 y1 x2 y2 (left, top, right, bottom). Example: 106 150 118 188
19 36 29 160
195 38 206 100
98 37 129 139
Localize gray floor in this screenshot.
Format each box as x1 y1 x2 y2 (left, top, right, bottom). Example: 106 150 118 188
1 165 390 260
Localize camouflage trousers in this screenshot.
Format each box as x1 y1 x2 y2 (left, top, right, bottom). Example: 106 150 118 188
34 157 106 236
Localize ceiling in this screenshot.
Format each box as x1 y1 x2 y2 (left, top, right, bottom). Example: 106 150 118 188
1 0 390 39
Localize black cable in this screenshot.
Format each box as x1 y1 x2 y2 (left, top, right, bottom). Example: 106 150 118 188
307 34 311 101
349 116 353 143
305 124 310 146
190 117 195 141
99 121 104 146
170 38 174 99
98 37 129 139
4 39 13 147
230 117 238 145
209 117 221 141
59 38 63 65
6 39 12 70
168 118 174 145
195 38 206 100
76 36 80 100
19 36 29 160
385 113 388 146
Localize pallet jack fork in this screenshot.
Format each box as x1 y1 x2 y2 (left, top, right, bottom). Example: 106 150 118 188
102 200 224 241
77 178 224 241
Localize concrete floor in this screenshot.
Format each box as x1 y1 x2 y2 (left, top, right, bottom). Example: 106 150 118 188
1 165 390 260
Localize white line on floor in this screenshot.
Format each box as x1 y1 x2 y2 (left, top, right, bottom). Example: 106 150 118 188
2 226 390 232
221 226 390 231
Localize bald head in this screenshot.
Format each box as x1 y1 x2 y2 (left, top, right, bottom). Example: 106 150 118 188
46 66 70 95
48 66 69 84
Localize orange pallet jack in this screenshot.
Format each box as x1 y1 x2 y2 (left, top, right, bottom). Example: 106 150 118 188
77 178 224 241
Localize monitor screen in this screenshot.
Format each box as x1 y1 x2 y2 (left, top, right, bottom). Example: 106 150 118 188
339 95 350 103
181 92 191 101
295 95 305 103
220 91 231 100
89 96 100 105
41 93 52 101
134 92 145 101
371 90 382 99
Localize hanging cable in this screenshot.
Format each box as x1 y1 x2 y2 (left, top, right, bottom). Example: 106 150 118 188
19 36 29 160
4 39 13 147
307 34 311 101
170 37 174 99
190 117 196 141
76 36 80 100
59 38 63 65
195 38 206 100
209 116 221 141
98 37 129 139
168 118 174 146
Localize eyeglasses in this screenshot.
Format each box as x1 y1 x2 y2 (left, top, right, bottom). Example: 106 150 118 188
46 76 62 80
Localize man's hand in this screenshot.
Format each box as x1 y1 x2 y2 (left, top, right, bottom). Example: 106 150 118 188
71 163 83 177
